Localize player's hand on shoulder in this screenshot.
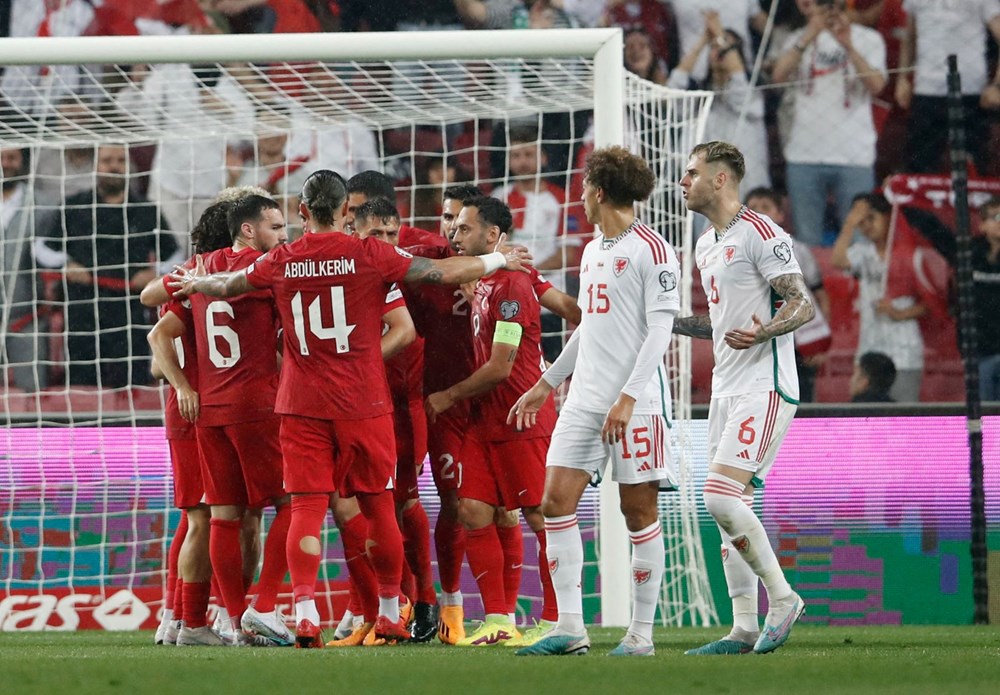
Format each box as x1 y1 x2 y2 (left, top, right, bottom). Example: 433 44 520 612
723 313 765 350
168 254 206 297
495 232 534 272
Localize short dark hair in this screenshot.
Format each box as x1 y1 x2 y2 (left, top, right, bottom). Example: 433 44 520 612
346 170 395 201
851 192 891 216
464 195 513 235
227 194 280 242
355 197 400 226
745 187 782 208
858 351 896 394
443 184 483 203
979 195 1000 219
300 169 347 227
690 141 746 182
192 200 237 253
508 123 539 146
583 146 656 205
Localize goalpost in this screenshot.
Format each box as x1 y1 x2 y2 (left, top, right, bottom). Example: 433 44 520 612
0 29 716 629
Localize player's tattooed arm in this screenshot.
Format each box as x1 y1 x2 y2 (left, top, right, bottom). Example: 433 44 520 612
760 273 814 340
672 314 713 339
190 270 253 298
404 256 446 284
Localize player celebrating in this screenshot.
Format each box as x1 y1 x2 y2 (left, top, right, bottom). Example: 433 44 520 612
426 195 558 648
173 169 532 648
675 141 812 655
510 146 681 657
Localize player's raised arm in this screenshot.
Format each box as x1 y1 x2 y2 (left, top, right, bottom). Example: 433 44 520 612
403 238 531 286
171 254 255 299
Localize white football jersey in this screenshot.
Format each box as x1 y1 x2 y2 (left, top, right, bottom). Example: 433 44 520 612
695 207 801 402
566 220 681 416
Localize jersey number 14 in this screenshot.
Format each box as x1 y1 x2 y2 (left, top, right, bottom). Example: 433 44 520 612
291 288 356 356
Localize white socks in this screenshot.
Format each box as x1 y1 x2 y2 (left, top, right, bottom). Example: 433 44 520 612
704 472 791 602
379 595 400 622
545 514 584 633
628 520 664 642
294 598 320 624
441 590 463 607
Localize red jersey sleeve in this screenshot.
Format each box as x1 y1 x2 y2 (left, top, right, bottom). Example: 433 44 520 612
245 247 283 289
527 266 554 299
362 236 415 284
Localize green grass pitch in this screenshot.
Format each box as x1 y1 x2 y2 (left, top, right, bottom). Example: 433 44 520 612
2 626 999 694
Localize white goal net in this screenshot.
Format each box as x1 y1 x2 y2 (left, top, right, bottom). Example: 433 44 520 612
0 29 716 630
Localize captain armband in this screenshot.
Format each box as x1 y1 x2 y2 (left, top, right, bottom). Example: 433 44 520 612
493 320 523 347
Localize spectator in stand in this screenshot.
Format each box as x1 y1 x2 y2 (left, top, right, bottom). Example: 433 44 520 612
114 62 255 251
772 0 886 247
831 192 925 402
669 11 770 194
850 351 896 403
604 1 678 71
896 0 1000 175
745 187 832 402
201 0 321 33
902 195 1000 402
33 144 179 388
1 146 47 392
32 100 96 210
672 0 767 83
454 0 573 30
623 27 667 85
493 124 582 362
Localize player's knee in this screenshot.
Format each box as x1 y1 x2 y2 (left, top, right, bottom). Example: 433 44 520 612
703 487 741 528
299 535 321 556
457 498 492 530
619 499 658 532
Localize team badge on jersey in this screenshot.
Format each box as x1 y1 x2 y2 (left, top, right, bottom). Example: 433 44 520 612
393 246 413 258
499 300 520 320
724 246 737 265
548 558 558 574
633 568 651 585
773 241 792 264
613 257 629 276
659 270 676 292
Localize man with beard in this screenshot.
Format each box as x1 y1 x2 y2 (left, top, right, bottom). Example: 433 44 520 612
35 144 179 387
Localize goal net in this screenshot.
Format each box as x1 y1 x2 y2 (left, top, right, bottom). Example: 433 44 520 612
0 29 716 630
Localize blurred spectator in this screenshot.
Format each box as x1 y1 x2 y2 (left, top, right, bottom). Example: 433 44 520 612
0 0 96 120
411 154 461 224
202 0 321 33
33 144 178 388
454 0 573 29
832 192 925 402
668 12 770 193
604 1 677 70
492 124 581 361
772 0 886 247
849 351 897 402
672 0 767 83
746 186 831 402
1 146 47 391
902 195 1000 402
895 0 1000 175
563 0 605 28
113 62 255 251
390 0 464 30
624 26 667 85
32 99 97 209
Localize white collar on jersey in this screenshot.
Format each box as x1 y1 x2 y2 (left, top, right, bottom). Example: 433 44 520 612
600 219 638 250
714 206 747 242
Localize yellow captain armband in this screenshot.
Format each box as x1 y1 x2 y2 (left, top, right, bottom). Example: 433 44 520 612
493 320 523 346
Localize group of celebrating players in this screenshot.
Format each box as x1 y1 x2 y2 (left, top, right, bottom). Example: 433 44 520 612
147 141 812 658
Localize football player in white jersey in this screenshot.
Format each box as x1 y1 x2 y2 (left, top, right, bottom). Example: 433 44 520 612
508 146 681 657
676 141 814 655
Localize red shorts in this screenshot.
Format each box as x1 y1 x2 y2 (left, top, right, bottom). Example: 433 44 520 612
281 413 397 497
169 438 204 509
196 418 284 508
458 435 548 511
393 399 427 504
428 405 468 494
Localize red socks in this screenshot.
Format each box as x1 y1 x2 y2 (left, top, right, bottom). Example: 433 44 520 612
182 580 211 628
465 525 506 615
536 530 558 622
356 492 404 600
287 494 328 603
497 523 523 615
252 503 291 613
209 517 245 626
402 503 437 605
165 514 188 612
435 514 466 594
341 512 378 620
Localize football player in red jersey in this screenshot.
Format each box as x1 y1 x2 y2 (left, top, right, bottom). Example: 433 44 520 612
425 196 559 648
173 170 532 648
185 194 294 647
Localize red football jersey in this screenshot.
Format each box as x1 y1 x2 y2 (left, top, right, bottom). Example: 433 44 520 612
399 224 449 251
162 299 198 440
469 269 556 442
386 335 424 404
190 247 280 427
245 232 414 420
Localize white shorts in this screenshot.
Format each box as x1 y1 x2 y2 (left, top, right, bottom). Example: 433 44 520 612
708 391 796 481
546 406 677 487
